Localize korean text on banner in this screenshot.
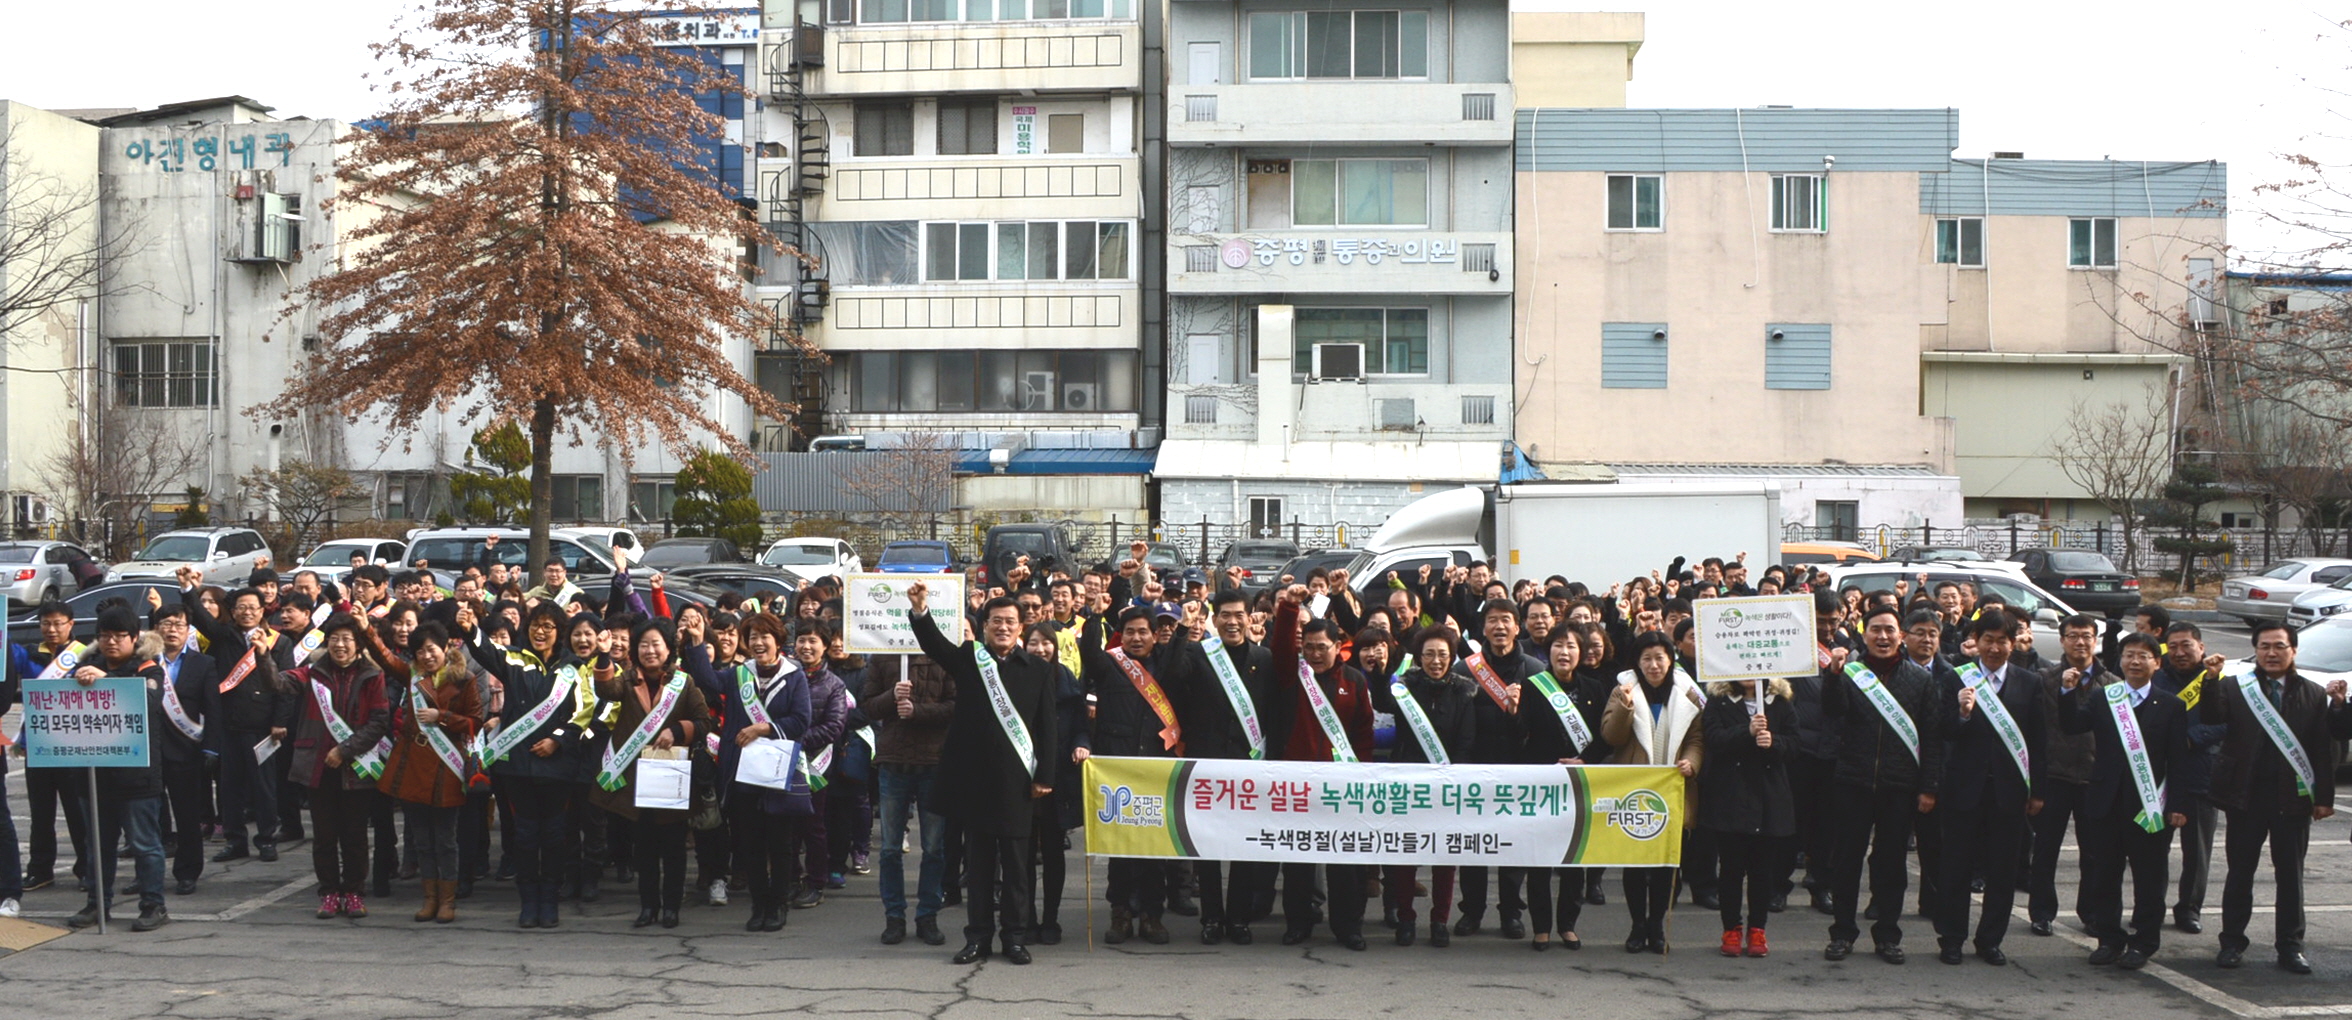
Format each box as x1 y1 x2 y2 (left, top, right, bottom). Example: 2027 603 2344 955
1082 757 1683 868
1694 594 1819 683
21 677 151 769
842 573 967 655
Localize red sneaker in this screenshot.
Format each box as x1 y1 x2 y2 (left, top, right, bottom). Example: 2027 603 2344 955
1721 927 1745 957
1746 927 1769 958
317 895 340 919
345 893 369 919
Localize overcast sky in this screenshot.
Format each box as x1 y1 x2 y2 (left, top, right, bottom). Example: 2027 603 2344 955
3 0 2342 260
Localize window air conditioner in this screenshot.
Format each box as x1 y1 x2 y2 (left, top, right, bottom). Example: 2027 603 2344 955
1311 343 1364 381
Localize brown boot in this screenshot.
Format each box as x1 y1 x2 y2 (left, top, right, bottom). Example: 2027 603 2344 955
415 879 440 923
435 878 457 924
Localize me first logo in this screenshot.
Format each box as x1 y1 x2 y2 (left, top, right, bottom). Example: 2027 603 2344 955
1096 785 1166 828
1594 789 1671 840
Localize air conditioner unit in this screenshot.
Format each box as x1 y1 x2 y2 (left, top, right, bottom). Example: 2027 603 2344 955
1021 371 1058 410
1311 343 1364 381
1061 382 1099 411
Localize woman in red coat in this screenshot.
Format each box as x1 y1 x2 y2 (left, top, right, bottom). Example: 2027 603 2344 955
377 622 483 923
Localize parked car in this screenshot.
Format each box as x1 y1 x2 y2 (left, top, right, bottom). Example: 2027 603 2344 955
663 565 803 606
1886 545 1993 565
978 524 1079 588
2218 559 2352 627
403 527 619 579
561 526 642 556
875 540 959 575
2223 615 2352 759
638 537 748 569
1217 540 1301 593
1824 562 2100 648
107 527 273 586
760 537 862 586
2006 548 2142 617
2287 574 2352 629
8 581 186 646
297 538 409 585
1779 541 1881 567
0 541 103 606
1273 549 1361 589
1142 542 1188 573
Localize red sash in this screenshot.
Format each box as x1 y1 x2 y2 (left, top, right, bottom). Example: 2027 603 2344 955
1464 651 1513 712
1111 647 1184 754
219 628 279 694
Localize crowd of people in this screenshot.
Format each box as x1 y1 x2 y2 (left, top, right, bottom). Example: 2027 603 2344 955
0 540 2344 975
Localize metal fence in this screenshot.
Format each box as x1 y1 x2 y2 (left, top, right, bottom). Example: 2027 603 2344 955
740 513 1373 570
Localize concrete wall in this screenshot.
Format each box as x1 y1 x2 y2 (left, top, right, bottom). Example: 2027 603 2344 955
1160 477 1428 530
1514 167 1945 467
1920 213 2227 355
1508 12 1642 108
1616 471 1963 530
959 473 1144 519
1920 355 2174 510
0 102 99 526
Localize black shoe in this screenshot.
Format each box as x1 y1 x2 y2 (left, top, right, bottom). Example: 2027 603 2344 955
883 917 907 944
580 875 601 903
1004 942 1032 965
2089 944 2122 965
2217 945 2245 968
763 907 787 932
1382 904 1400 930
1338 932 1368 951
1501 914 1526 940
454 877 474 900
1693 890 1722 911
790 888 823 909
1864 903 1881 921
917 916 947 946
212 847 249 864
613 863 635 884
538 884 562 928
1168 890 1200 917
942 888 962 908
952 941 989 964
1970 877 1985 893
256 844 278 863
1811 888 1832 914
2119 949 2149 970
659 909 680 929
633 907 658 928
1938 942 1963 966
1227 924 1253 946
1625 931 1647 953
1531 936 1550 952
2281 951 2314 975
1037 922 1062 945
22 873 53 892
747 908 767 933
1281 927 1311 946
1200 921 1224 945
1454 915 1481 936
67 904 103 929
1877 942 1907 965
397 863 420 880
371 875 391 899
1768 892 1787 913
1645 934 1666 954
1585 887 1606 906
174 878 198 896
132 906 170 932
496 857 517 882
2029 921 2053 937
1429 924 1450 948
2175 915 2203 935
1976 943 2007 966
1396 921 1416 947
1825 939 1854 961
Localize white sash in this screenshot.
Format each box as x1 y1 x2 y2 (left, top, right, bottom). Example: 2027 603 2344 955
1297 658 1358 763
2104 683 2167 833
1956 662 2032 789
597 672 687 792
1525 670 1595 754
1842 662 1920 763
37 642 85 680
973 643 1037 778
2236 673 2317 801
1389 674 1452 765
482 665 578 765
309 676 386 781
1202 637 1267 760
160 668 203 741
413 677 469 779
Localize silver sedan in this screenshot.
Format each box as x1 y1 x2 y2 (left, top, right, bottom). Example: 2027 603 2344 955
0 540 103 606
2216 558 2352 626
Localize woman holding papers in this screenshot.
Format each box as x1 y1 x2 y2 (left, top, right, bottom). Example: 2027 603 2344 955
1600 630 1704 954
714 612 812 934
587 617 712 929
1698 672 1798 959
376 622 483 924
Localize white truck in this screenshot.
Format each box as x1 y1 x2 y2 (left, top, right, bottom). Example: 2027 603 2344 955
1344 481 1783 592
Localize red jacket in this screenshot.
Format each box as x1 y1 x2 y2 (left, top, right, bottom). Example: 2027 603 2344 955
1270 601 1374 761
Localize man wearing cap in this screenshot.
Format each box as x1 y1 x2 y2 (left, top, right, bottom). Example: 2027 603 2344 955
66 605 176 931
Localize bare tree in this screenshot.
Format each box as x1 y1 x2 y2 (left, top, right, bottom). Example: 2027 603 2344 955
38 391 209 559
2224 412 2352 556
241 458 362 555
0 117 143 349
833 432 958 541
2047 381 2173 572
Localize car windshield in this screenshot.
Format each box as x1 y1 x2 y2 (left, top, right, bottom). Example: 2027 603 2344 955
2048 551 2118 572
1915 548 1980 562
1233 543 1295 565
410 537 525 570
1144 546 1184 568
639 544 715 568
2296 623 2352 673
0 547 35 564
303 544 365 567
2263 562 2308 580
134 536 210 562
764 544 835 566
879 545 949 567
1975 578 2051 616
993 533 1048 553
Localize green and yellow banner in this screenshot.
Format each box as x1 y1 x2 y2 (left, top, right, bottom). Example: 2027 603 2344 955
1083 757 1684 867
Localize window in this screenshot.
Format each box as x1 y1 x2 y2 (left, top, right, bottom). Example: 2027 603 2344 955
852 0 1125 21
842 349 1138 413
805 221 920 285
1248 10 1427 80
937 99 997 155
854 103 914 157
1248 497 1285 539
112 340 217 408
629 480 677 522
1289 307 1428 376
1764 323 1832 390
858 0 957 22
2069 217 2117 268
1606 174 1662 231
1816 500 1860 543
1293 158 1426 227
921 220 1130 282
1045 113 1084 154
1770 174 1826 232
1459 395 1495 425
551 476 604 522
1935 217 1983 267
1600 322 1667 389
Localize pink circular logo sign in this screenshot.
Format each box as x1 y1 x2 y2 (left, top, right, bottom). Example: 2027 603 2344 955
1220 239 1251 269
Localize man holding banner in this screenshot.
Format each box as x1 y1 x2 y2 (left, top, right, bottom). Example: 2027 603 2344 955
64 606 174 932
1270 586 1376 950
1080 603 1209 946
905 583 1057 966
1934 611 2047 967
1184 587 1280 947
2057 632 2192 970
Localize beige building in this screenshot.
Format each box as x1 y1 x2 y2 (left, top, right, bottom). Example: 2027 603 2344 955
0 101 101 531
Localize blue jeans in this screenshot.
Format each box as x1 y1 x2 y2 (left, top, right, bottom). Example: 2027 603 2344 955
95 794 166 912
0 770 22 900
876 764 946 921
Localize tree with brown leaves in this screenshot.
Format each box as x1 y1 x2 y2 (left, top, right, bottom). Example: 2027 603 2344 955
288 0 797 572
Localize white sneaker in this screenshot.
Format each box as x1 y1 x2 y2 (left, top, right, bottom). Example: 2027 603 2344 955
708 879 728 906
0 897 19 918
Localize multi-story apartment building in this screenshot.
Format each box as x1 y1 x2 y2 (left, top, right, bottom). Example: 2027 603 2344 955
1150 0 1593 534
752 0 1159 519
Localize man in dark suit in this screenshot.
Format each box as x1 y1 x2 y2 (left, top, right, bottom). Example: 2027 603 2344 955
151 604 222 896
1080 601 1208 946
1182 586 1282 946
906 583 1057 966
2059 632 2193 969
1934 610 2046 966
2201 620 2351 973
